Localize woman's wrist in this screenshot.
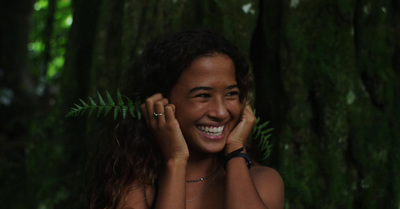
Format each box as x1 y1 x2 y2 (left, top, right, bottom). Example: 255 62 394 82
224 147 251 169
224 143 246 155
165 157 188 168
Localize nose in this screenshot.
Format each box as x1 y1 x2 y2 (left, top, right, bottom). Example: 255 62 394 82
208 97 229 121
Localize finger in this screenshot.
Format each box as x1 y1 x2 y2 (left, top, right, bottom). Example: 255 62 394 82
145 93 163 121
244 105 256 124
247 105 254 113
245 104 253 111
164 104 176 123
242 105 255 119
153 98 168 119
154 100 166 125
159 98 169 107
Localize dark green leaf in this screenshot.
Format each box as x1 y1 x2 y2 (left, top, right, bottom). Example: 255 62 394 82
117 89 124 106
106 91 115 106
98 91 106 106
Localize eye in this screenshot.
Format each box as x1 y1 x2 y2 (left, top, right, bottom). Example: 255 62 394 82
226 91 239 97
195 93 211 98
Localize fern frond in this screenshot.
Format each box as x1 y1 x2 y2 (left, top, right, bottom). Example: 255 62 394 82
97 92 105 117
106 91 115 106
98 91 106 105
66 89 142 119
250 117 274 162
121 105 128 119
104 91 114 117
88 97 97 117
126 96 135 118
117 90 124 106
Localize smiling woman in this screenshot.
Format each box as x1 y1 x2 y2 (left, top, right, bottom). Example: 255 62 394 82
88 29 284 209
169 53 242 155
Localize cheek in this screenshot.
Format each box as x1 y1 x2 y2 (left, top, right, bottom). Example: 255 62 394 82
174 102 208 123
174 102 198 121
227 101 242 115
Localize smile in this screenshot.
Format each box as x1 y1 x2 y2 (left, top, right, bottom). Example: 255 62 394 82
196 125 224 136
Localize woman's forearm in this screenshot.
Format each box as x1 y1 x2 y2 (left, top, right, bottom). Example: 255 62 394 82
225 157 268 209
154 158 187 209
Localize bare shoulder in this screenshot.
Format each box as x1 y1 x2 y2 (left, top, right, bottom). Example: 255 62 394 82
117 184 155 209
250 165 285 209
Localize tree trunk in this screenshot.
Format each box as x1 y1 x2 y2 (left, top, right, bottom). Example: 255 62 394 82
25 0 103 208
251 0 400 208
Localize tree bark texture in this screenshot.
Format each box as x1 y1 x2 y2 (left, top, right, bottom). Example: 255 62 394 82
89 0 258 92
251 0 400 208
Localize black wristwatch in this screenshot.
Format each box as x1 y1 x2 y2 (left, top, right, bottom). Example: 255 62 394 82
224 147 252 169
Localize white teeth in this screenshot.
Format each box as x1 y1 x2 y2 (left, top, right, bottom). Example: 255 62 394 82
197 125 224 136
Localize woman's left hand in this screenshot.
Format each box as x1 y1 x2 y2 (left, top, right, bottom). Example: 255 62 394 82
225 104 256 154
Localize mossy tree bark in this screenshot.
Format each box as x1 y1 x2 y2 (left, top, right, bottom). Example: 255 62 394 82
252 0 400 208
89 0 259 94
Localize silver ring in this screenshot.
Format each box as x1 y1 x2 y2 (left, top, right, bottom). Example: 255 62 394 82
153 112 164 117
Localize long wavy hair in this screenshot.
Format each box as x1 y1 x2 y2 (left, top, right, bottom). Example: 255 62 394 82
88 29 253 209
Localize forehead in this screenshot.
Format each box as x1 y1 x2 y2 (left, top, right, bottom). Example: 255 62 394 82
177 53 236 85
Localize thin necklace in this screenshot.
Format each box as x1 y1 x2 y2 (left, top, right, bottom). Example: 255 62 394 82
185 168 220 183
185 170 219 202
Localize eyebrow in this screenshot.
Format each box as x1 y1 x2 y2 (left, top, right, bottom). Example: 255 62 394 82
188 84 239 93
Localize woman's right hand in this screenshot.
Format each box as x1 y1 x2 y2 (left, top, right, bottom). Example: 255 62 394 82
141 93 189 162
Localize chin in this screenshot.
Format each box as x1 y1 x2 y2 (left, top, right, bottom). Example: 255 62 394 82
188 138 226 155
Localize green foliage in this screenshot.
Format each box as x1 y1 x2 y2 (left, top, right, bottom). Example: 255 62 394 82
29 0 72 82
65 89 142 120
250 113 273 162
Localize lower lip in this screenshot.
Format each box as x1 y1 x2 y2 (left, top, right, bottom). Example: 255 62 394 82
197 128 226 141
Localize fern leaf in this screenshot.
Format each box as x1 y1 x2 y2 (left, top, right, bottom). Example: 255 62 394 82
258 121 269 130
126 96 135 118
117 89 124 106
74 103 82 109
89 97 96 106
88 97 97 117
114 106 120 120
98 92 106 106
106 91 115 106
122 106 127 119
65 107 79 117
66 91 143 120
79 99 89 107
252 118 261 134
250 117 274 162
254 129 261 140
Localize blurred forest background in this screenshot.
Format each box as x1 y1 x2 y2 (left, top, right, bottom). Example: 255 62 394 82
1 0 399 208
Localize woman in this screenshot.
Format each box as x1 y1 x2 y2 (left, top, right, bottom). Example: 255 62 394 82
89 30 284 209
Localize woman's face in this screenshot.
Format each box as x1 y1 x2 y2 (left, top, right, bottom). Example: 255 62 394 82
169 53 242 154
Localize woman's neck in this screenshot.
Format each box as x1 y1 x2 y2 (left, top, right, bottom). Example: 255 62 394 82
185 153 221 181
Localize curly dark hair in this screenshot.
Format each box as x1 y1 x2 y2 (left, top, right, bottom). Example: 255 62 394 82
88 29 253 209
